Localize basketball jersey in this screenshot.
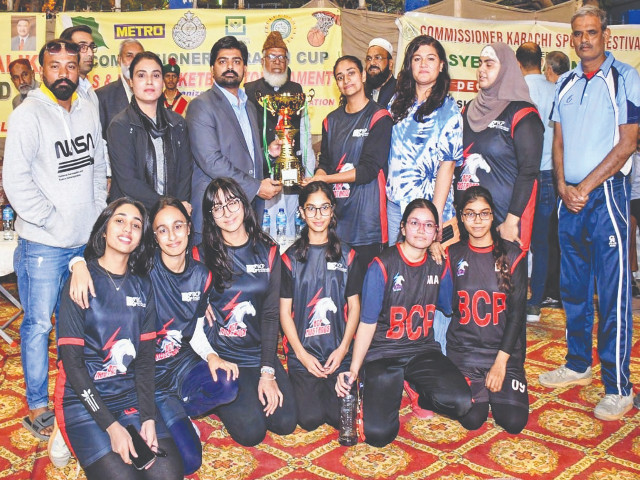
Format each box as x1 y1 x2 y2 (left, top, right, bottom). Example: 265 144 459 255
457 101 540 224
57 259 156 412
364 245 447 363
322 101 391 245
445 241 527 368
151 251 213 391
195 240 280 368
281 242 363 371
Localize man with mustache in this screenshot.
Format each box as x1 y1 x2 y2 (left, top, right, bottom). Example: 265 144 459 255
187 35 282 243
96 39 145 138
60 25 99 112
364 38 396 108
245 31 314 238
3 38 107 441
538 5 640 421
9 58 39 109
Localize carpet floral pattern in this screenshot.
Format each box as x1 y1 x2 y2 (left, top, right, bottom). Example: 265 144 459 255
0 279 639 480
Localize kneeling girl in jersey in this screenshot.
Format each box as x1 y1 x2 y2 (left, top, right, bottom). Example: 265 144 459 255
280 181 364 431
336 199 472 447
444 186 529 433
55 198 183 479
68 197 239 475
194 177 297 446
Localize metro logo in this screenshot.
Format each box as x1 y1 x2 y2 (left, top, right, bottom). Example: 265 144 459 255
386 304 435 340
114 24 165 39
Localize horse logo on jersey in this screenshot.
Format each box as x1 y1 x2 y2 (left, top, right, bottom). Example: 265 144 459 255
457 152 491 190
95 327 136 380
393 273 405 292
156 318 183 361
305 289 336 337
333 154 354 199
457 260 469 276
220 291 254 337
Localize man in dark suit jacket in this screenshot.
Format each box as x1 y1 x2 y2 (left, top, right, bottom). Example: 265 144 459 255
187 36 282 242
96 40 144 138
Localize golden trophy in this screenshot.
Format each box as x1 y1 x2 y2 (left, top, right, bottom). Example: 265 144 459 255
256 91 309 191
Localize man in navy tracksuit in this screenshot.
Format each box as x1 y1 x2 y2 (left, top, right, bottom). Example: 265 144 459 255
538 5 640 421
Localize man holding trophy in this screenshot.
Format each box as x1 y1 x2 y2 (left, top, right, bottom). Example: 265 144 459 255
246 31 315 238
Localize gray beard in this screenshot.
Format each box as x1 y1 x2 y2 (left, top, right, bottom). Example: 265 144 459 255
263 70 288 89
121 64 131 80
18 83 34 95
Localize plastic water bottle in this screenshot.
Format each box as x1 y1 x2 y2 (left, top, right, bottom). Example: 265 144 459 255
276 208 287 245
295 209 304 239
3 205 14 240
262 209 271 235
339 381 358 446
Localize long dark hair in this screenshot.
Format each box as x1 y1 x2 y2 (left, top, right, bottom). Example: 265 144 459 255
201 177 274 293
149 196 192 251
293 181 341 263
390 35 450 123
458 186 512 293
333 55 364 108
398 198 439 244
84 197 153 276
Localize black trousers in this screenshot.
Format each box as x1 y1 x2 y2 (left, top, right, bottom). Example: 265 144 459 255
214 362 297 446
289 369 341 431
362 351 472 447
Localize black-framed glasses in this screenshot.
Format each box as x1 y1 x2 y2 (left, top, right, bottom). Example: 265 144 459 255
45 41 80 56
265 53 287 63
461 210 492 221
154 221 188 239
78 42 98 53
365 54 389 62
303 203 333 217
406 219 437 233
211 198 242 218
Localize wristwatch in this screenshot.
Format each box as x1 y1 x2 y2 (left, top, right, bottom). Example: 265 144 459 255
260 366 275 376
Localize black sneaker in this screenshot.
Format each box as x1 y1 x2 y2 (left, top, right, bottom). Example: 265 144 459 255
634 393 640 409
526 305 541 323
540 297 561 308
633 283 640 298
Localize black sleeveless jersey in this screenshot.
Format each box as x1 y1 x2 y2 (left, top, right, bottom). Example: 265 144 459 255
363 245 447 363
445 241 527 368
321 101 391 245
57 259 156 412
456 101 541 224
151 251 213 392
195 240 281 368
281 242 363 371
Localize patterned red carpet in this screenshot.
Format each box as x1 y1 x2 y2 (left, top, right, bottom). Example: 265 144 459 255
1 278 639 480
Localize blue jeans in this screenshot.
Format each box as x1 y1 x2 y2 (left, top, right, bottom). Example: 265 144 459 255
528 170 558 307
14 239 84 410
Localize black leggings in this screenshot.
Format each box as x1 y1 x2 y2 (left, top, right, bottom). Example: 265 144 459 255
459 401 528 434
84 437 182 480
362 351 472 447
289 369 340 431
213 362 297 446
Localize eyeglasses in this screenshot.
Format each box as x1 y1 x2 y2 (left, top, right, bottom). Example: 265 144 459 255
303 203 333 217
365 54 389 63
461 210 493 221
154 221 188 239
45 41 80 56
77 42 98 53
265 53 287 63
211 198 242 218
406 219 437 233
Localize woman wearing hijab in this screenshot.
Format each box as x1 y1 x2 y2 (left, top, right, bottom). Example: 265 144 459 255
107 51 192 212
455 42 543 250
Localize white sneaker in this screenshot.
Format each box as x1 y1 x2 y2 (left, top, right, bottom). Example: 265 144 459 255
48 421 71 468
539 366 592 388
594 394 634 421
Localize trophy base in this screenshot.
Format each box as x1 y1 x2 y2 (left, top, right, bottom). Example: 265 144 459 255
275 160 303 195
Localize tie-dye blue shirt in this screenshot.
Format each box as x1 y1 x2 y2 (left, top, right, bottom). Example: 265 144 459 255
386 95 463 221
